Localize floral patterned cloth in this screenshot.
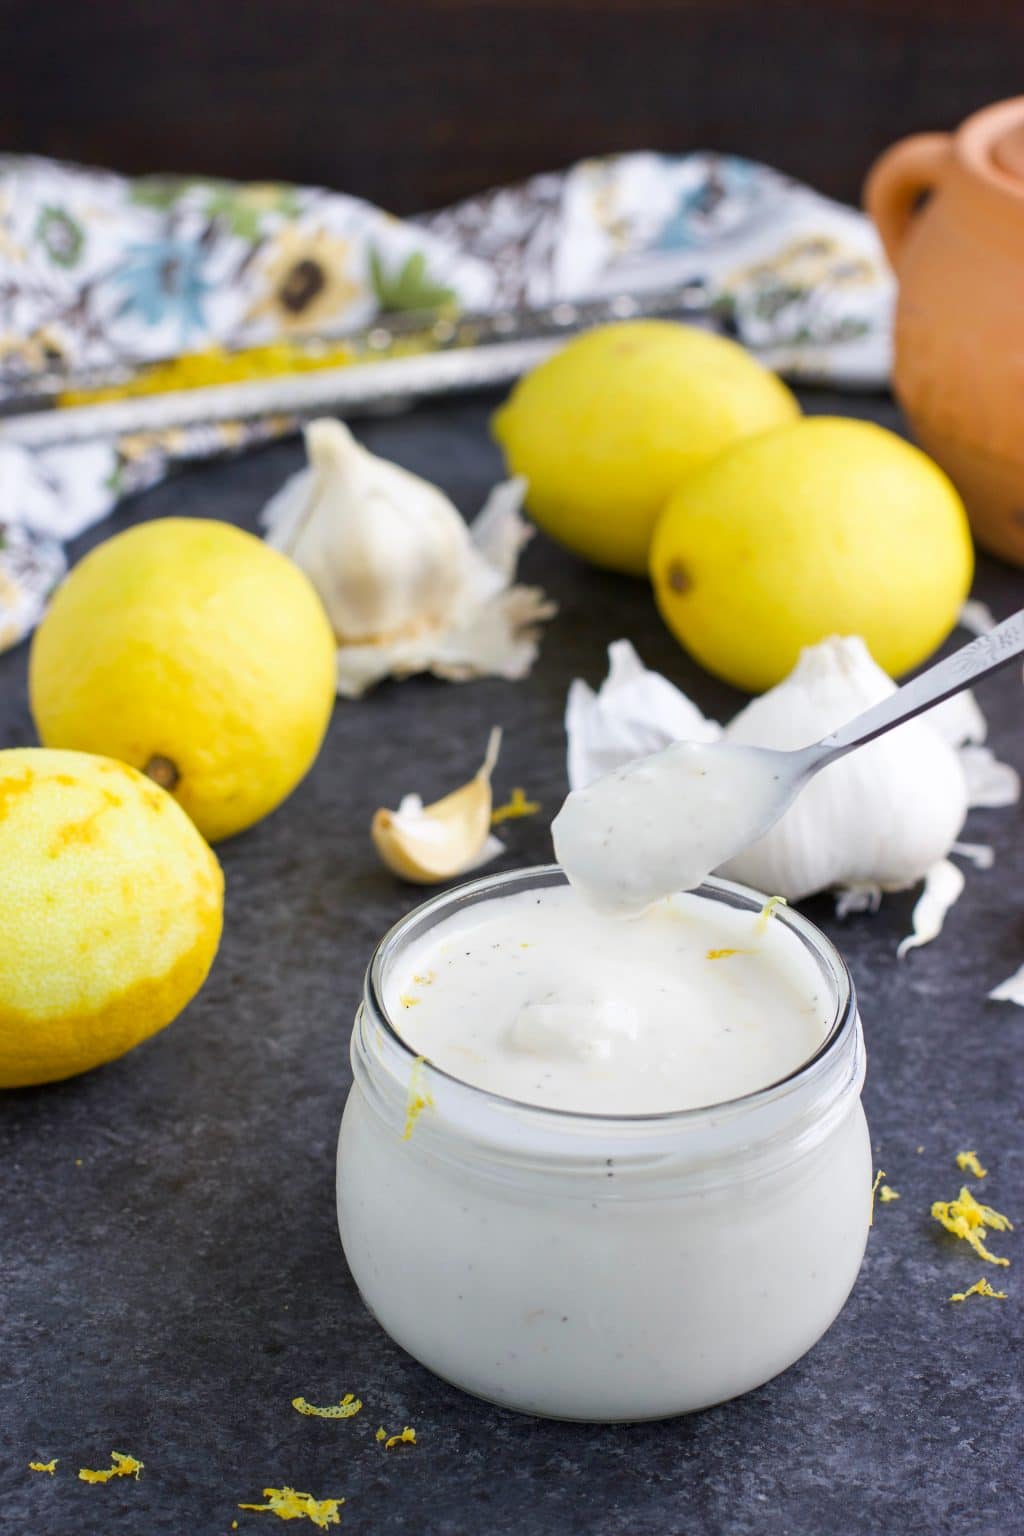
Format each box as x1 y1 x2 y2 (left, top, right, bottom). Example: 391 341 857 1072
0 151 893 654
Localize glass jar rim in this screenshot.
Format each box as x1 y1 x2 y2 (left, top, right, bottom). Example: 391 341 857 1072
363 864 859 1129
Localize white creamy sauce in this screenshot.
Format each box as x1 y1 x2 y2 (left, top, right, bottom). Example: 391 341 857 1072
386 883 829 1115
552 739 794 916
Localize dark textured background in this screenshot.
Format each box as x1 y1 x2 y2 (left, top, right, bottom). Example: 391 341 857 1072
0 387 1022 1534
0 0 1022 209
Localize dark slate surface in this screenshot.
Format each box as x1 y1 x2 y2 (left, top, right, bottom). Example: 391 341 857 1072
1 388 1022 1536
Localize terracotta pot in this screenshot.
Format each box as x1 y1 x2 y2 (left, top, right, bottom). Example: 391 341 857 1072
865 98 1024 566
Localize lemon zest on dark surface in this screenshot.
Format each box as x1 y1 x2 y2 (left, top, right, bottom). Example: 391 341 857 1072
950 1277 1008 1303
491 788 540 826
238 1486 344 1527
78 1452 143 1484
292 1393 362 1418
932 1186 1013 1266
378 1426 417 1449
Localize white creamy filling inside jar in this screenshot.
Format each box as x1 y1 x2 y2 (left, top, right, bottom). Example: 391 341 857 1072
385 883 830 1114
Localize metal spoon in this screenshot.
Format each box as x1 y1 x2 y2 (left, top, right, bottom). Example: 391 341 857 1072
552 612 1024 916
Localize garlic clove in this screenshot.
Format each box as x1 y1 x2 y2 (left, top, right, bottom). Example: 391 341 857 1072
263 436 554 697
267 417 473 642
372 728 503 884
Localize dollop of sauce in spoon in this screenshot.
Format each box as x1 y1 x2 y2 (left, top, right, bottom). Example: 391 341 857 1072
552 739 796 916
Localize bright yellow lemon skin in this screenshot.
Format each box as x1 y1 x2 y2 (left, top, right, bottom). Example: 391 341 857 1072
0 748 223 1088
492 320 799 575
650 416 974 692
29 518 337 842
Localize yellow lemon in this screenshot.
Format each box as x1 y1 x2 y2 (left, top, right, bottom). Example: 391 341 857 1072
650 416 973 693
30 518 336 842
492 320 799 574
0 748 223 1088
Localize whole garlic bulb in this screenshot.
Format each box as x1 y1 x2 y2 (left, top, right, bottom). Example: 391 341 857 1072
267 418 472 642
719 636 969 900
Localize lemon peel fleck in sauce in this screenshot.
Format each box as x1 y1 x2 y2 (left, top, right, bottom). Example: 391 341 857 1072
950 1277 1008 1303
491 788 540 826
706 947 754 960
292 1393 362 1419
879 1185 900 1203
238 1487 344 1528
78 1452 143 1484
28 1459 57 1475
955 1150 988 1179
402 1057 433 1141
931 1186 1013 1266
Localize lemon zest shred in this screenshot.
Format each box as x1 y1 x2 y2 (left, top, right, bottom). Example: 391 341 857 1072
491 787 540 826
412 972 434 986
931 1186 1013 1266
706 947 754 960
379 1426 417 1449
28 1459 57 1475
955 1150 988 1179
238 1486 344 1528
950 1277 1008 1303
402 1056 433 1141
754 895 787 937
375 1427 386 1442
398 993 420 1008
879 1185 900 1203
870 1169 886 1225
292 1393 362 1419
78 1452 143 1484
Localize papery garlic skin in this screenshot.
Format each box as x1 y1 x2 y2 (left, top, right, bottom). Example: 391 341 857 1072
719 637 969 901
267 417 472 642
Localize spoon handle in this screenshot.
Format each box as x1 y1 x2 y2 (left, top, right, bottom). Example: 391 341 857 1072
815 610 1024 762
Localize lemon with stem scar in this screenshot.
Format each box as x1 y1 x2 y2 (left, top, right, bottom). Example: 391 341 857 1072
29 518 336 842
650 417 972 692
0 748 223 1088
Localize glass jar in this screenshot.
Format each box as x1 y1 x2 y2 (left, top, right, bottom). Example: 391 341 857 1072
337 867 870 1422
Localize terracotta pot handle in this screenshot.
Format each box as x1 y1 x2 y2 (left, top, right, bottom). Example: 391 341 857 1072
864 133 952 270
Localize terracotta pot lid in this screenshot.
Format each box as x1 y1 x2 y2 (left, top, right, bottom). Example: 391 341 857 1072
991 121 1024 181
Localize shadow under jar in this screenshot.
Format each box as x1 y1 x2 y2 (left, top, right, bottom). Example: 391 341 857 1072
337 867 871 1422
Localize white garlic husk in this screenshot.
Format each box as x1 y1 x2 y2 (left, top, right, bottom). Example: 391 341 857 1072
719 637 968 900
265 417 472 642
262 420 555 697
